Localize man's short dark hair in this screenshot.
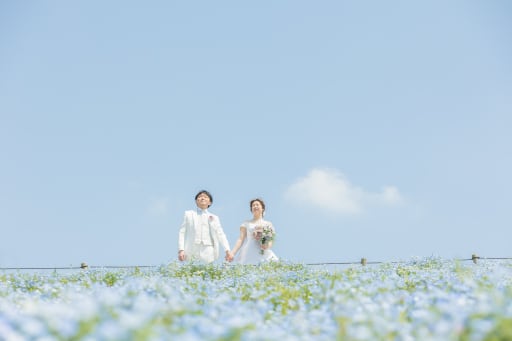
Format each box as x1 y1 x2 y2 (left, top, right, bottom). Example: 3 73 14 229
195 190 213 206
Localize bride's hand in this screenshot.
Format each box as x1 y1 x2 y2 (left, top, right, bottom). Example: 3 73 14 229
253 226 263 240
225 251 234 262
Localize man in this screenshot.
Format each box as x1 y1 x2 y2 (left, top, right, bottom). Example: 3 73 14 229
178 190 233 263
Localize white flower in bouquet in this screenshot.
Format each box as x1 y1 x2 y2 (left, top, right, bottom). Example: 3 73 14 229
253 225 275 254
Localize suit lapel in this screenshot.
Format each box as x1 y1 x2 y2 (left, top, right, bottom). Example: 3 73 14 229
192 211 199 236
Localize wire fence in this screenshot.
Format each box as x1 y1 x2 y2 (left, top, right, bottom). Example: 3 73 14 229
306 255 512 266
1 254 512 271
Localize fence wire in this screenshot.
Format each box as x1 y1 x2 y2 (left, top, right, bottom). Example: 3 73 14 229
1 255 511 271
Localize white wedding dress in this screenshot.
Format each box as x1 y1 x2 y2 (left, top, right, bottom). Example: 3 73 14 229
234 219 278 265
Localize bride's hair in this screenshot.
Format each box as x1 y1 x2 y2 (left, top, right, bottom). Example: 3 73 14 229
250 198 266 216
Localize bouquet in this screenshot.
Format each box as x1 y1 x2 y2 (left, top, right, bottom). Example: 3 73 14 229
253 225 276 255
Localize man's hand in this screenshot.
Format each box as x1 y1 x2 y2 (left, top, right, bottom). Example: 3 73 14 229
178 250 186 261
225 250 234 262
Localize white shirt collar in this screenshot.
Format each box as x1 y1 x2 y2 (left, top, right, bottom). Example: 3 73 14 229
197 208 209 215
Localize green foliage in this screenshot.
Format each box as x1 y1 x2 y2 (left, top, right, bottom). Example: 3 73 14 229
1 259 512 340
173 262 227 280
101 272 121 287
483 318 512 341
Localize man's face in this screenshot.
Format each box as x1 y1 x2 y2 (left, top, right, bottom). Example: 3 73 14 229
196 193 211 210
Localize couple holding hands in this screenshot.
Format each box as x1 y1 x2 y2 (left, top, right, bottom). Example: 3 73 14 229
178 190 278 264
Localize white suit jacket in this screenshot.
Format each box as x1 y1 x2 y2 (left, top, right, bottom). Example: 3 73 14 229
178 210 231 260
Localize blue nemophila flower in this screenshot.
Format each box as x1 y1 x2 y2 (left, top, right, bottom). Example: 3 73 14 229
1 259 512 339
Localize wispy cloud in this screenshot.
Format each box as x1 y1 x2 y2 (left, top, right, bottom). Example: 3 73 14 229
284 168 403 215
146 197 169 217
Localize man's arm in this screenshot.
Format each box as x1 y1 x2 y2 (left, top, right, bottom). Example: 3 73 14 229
178 211 189 261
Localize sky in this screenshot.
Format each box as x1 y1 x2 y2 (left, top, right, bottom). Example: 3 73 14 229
1 1 511 268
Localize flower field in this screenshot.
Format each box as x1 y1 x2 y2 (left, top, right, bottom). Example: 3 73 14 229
1 258 512 340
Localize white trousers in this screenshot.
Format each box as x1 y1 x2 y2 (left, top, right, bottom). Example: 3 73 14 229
188 244 215 263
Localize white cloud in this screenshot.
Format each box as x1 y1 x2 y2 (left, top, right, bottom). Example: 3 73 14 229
285 168 403 215
147 197 169 216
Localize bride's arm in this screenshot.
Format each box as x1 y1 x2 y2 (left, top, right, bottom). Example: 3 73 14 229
261 241 273 250
230 226 247 256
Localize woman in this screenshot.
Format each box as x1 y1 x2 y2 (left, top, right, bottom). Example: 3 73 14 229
231 198 278 264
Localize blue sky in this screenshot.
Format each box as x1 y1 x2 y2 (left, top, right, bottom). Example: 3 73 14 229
1 1 511 267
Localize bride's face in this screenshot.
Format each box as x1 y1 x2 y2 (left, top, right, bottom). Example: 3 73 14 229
251 201 264 217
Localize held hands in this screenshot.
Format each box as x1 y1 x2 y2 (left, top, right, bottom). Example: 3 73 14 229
225 250 234 262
